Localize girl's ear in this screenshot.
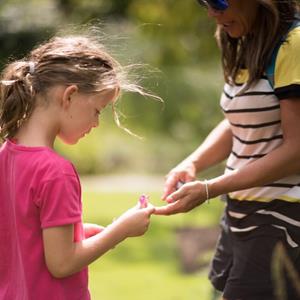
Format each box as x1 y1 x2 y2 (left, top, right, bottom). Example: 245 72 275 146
61 85 78 109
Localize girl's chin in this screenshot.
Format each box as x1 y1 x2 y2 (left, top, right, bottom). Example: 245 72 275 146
58 136 80 145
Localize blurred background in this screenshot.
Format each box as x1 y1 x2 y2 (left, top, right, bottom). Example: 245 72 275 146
0 0 226 299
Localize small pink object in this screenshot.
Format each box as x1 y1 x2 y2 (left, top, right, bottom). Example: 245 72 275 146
139 194 149 208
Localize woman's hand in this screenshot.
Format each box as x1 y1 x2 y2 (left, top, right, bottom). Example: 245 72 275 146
156 180 209 215
162 119 232 201
162 161 197 200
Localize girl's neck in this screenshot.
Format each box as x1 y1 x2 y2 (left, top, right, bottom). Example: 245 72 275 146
14 106 60 149
15 129 55 149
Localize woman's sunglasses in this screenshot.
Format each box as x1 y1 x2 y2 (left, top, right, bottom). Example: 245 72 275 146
197 0 228 11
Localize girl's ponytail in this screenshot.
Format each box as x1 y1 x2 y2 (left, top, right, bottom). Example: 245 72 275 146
0 61 36 141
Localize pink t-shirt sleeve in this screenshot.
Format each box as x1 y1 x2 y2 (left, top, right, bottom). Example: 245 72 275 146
38 174 82 229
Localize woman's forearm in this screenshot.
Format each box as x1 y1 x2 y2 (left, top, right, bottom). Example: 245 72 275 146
184 119 232 173
209 99 300 197
156 100 300 216
209 140 300 198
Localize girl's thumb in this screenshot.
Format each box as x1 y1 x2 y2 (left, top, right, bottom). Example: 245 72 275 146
145 203 155 215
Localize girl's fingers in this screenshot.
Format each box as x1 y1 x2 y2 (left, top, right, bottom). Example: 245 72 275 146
138 194 149 208
139 203 155 215
146 204 155 215
136 200 155 215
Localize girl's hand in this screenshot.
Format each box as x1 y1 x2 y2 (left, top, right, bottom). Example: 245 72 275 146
114 204 155 238
162 161 197 200
156 180 208 215
83 223 105 239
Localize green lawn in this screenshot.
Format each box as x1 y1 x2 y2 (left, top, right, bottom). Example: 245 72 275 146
82 191 224 300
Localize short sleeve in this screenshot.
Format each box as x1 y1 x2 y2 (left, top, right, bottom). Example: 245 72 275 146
38 174 82 229
274 27 300 99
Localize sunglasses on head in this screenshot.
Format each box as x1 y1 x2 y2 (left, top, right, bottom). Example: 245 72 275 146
197 0 228 11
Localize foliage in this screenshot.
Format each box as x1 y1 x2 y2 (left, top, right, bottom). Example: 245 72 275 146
128 0 220 66
0 29 54 64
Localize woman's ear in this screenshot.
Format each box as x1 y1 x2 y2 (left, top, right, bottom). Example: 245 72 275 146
61 85 78 109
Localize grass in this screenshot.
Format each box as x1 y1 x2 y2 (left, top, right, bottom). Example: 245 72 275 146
82 190 224 300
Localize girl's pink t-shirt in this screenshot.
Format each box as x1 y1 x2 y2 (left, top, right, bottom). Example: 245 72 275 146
0 140 90 300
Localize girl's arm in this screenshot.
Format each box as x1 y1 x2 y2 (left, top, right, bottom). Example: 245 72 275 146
83 223 105 238
162 119 232 199
156 98 300 215
43 205 154 278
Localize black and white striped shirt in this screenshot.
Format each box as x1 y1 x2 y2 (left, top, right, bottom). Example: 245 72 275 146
220 27 300 247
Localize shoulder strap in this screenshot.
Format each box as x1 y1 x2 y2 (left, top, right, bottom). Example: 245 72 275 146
265 20 300 88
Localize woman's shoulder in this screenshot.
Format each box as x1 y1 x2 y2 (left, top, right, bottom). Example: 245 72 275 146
273 26 300 96
280 26 300 54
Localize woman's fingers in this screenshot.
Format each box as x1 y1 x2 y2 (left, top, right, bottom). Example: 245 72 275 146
156 181 208 216
162 175 179 200
154 201 183 215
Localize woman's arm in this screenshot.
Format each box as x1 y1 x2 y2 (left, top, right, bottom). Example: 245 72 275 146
43 205 154 278
183 118 233 171
210 98 300 196
162 119 232 199
156 98 300 215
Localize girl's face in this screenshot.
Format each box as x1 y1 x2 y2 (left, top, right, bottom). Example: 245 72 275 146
206 0 259 38
59 87 118 145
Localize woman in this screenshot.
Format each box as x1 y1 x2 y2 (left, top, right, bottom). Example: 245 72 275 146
155 1 300 299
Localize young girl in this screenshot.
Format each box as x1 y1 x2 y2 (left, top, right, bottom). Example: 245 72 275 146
0 35 155 300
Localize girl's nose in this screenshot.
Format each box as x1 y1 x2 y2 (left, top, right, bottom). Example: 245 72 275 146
207 6 224 18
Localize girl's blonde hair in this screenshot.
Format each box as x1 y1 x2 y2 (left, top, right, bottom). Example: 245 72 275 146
0 35 155 141
216 0 300 90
